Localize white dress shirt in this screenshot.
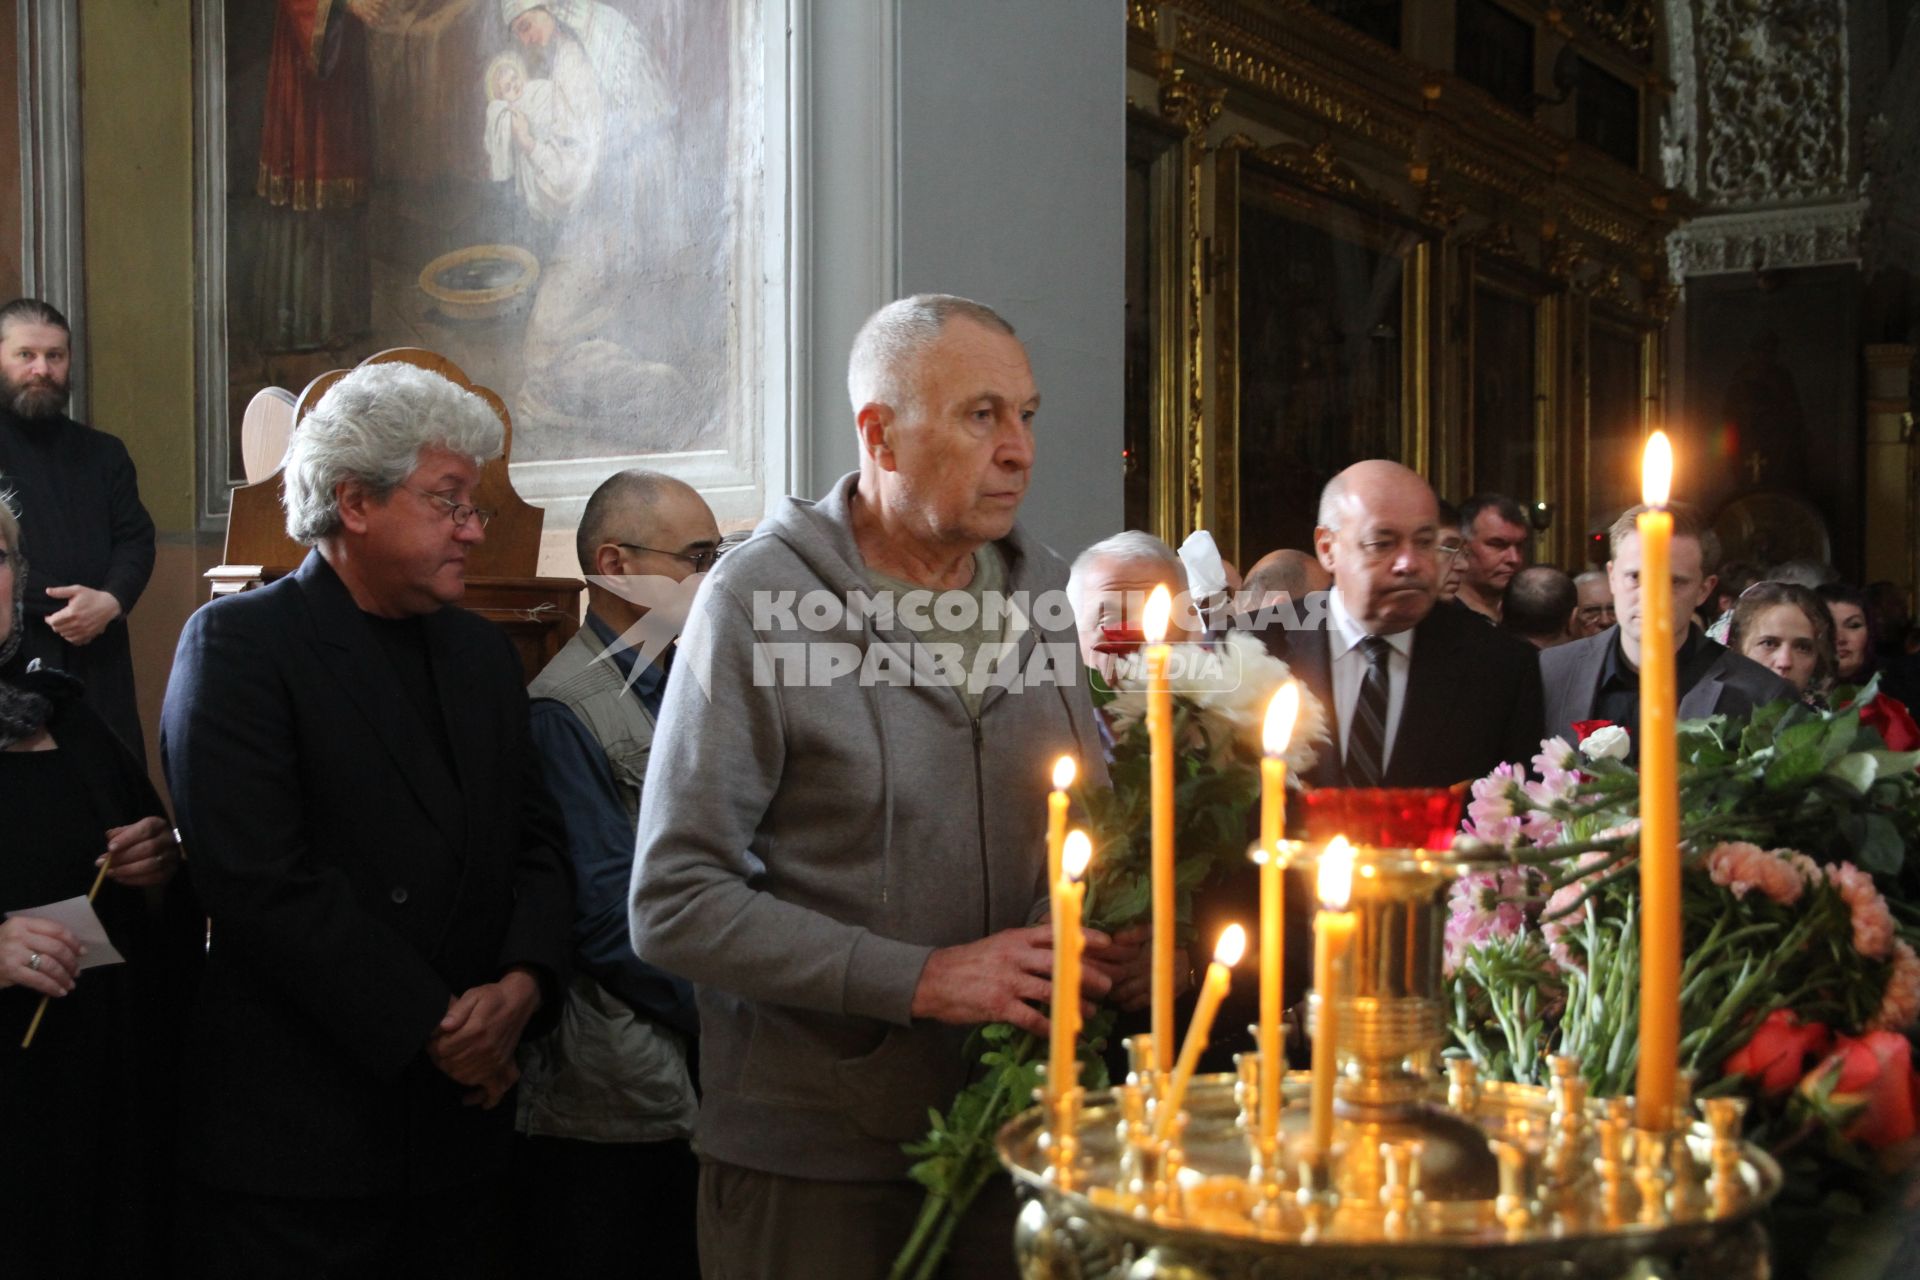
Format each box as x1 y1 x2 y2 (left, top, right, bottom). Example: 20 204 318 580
1327 586 1415 770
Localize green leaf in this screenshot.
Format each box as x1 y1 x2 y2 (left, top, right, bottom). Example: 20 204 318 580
1841 812 1905 875
1826 752 1879 798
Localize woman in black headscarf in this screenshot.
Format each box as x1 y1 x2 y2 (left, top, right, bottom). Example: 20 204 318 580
0 485 195 1276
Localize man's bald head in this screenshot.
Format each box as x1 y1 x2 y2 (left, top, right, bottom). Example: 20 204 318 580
1314 460 1441 635
576 470 709 573
1243 548 1331 606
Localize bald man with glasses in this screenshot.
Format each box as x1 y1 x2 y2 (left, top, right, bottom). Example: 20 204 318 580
508 469 719 1276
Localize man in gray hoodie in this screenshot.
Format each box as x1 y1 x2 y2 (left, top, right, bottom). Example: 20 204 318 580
631 295 1120 1277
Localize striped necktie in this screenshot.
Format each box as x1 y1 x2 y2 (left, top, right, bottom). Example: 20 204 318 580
1345 635 1393 787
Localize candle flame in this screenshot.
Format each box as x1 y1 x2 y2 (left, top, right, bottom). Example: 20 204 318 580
1318 837 1354 910
1062 829 1093 880
1642 431 1673 507
1263 682 1300 756
1142 584 1172 645
1214 923 1247 966
1052 755 1077 791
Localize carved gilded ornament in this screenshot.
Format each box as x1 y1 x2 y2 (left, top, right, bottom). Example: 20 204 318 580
1574 0 1658 60
1696 0 1850 205
1667 199 1867 278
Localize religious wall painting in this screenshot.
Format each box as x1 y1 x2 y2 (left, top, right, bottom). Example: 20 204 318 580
211 0 761 512
1466 259 1549 508
1584 314 1645 535
1682 265 1862 575
1227 158 1425 562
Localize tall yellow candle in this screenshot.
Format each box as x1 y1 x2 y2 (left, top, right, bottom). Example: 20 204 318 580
1257 682 1300 1148
1636 431 1681 1131
1157 924 1247 1138
1144 583 1176 1071
1047 756 1076 888
1049 831 1093 1098
1310 838 1356 1158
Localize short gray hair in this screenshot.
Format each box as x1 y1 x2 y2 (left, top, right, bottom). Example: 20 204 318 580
283 364 504 544
1317 473 1351 532
1068 530 1186 618
846 293 1015 417
575 469 694 573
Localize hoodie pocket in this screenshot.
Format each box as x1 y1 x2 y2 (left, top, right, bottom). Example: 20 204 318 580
833 1026 957 1142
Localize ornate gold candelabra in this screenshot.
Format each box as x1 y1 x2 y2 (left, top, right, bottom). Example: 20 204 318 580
1001 837 1781 1279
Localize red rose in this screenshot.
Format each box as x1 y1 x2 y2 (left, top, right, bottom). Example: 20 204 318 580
1859 694 1920 754
1800 1030 1919 1149
1724 1009 1831 1097
1571 720 1616 744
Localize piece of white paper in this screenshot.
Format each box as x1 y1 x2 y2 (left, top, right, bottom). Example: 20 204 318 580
5 896 125 969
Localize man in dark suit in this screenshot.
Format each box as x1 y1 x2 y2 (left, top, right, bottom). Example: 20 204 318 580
1541 502 1794 750
161 362 572 1277
1271 460 1545 790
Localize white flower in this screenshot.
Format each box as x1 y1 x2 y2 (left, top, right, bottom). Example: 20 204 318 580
1579 725 1630 761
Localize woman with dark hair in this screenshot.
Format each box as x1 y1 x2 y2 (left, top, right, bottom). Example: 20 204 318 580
1815 583 1878 688
0 485 194 1275
1728 581 1835 698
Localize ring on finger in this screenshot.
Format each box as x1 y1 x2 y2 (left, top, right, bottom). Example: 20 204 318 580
27 952 42 972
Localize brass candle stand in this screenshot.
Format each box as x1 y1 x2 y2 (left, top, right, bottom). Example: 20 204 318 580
1004 837 1782 1279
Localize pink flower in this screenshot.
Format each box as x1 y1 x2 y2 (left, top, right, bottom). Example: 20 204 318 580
1829 861 1898 960
1464 763 1527 845
1443 868 1536 975
1531 736 1578 779
1539 849 1624 971
1704 842 1809 906
1872 941 1920 1031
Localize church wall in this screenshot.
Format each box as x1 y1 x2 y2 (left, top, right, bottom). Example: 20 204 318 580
894 2 1126 559
78 0 207 778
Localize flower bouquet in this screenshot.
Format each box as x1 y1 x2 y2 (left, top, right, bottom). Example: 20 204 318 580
890 632 1325 1280
1443 683 1920 1272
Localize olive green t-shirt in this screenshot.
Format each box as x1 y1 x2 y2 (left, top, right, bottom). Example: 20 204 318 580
868 542 1012 719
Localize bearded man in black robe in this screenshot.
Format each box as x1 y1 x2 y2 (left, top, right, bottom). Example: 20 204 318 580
0 298 155 762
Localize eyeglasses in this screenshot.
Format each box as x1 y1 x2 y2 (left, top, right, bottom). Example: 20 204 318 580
408 487 496 530
615 542 719 573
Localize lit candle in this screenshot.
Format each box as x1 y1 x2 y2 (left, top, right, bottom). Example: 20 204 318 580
1144 582 1176 1071
1156 923 1248 1138
1636 431 1680 1131
1049 830 1093 1098
1047 756 1076 888
1258 682 1300 1149
1310 838 1357 1158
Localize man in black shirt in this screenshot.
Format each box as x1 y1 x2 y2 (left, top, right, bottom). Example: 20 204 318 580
1542 502 1793 750
161 361 572 1277
0 298 154 761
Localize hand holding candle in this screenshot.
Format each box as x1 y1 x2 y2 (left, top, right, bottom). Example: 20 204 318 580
1156 923 1247 1138
1144 583 1176 1071
1636 431 1681 1131
1049 831 1093 1098
1258 682 1300 1148
1310 837 1357 1158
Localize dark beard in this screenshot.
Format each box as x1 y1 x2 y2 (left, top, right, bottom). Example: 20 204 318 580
2 371 69 420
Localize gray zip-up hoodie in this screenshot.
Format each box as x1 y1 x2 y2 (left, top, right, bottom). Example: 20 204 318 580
629 472 1106 1180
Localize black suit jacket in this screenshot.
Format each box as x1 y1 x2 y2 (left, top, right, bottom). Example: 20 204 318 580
1539 626 1797 746
1263 597 1547 789
160 552 572 1197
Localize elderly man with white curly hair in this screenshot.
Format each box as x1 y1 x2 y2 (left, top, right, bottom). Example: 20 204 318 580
161 361 572 1276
